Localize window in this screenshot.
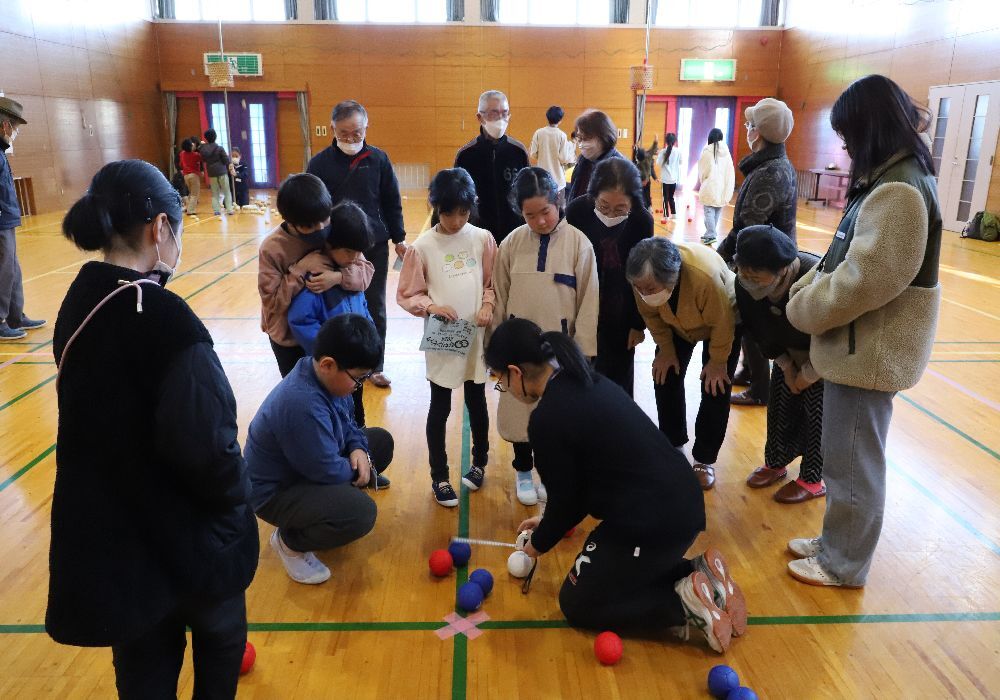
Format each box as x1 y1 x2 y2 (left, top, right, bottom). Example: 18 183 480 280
249 104 270 184
656 0 766 28
714 107 730 144
210 103 231 153
337 0 447 22
174 0 285 20
931 97 950 178
956 94 989 223
498 0 609 25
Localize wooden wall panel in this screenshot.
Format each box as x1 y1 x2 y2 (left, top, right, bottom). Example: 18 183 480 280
780 0 1000 212
1 0 164 215
155 23 783 177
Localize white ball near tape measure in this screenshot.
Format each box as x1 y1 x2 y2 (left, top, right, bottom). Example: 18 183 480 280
507 550 535 578
515 529 532 551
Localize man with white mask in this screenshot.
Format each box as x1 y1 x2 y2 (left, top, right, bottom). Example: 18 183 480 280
454 90 529 245
0 97 45 341
308 100 406 388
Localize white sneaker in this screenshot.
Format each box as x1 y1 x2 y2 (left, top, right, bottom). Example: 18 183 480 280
270 530 331 585
674 571 732 653
787 557 861 588
788 537 821 558
515 476 538 506
535 480 547 503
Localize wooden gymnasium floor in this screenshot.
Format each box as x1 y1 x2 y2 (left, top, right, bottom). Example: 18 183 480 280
1 190 999 699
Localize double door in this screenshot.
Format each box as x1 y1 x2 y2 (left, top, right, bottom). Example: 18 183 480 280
928 81 1000 232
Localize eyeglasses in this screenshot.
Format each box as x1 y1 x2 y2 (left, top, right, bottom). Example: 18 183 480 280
335 129 366 143
479 109 510 121
744 122 756 130
595 199 631 217
345 369 374 392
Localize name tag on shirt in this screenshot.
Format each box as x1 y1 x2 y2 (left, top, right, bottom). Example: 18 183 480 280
835 229 847 239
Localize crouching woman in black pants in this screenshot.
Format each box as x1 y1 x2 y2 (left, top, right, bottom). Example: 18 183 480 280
485 318 747 653
50 160 259 699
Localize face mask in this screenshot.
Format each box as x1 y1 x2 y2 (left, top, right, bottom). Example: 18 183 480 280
638 288 671 307
579 139 601 160
337 140 364 156
148 220 182 286
594 208 628 228
740 271 783 301
232 157 241 164
299 227 329 248
7 127 17 143
482 118 509 139
746 127 759 152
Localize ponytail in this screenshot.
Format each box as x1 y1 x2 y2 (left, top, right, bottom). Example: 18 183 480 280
486 318 593 387
62 192 117 252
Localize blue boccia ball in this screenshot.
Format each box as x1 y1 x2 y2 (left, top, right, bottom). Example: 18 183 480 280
469 568 494 596
448 541 472 567
457 582 484 612
707 665 740 699
727 688 758 700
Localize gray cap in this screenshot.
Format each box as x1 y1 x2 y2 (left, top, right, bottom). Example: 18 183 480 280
745 98 792 144
0 97 26 125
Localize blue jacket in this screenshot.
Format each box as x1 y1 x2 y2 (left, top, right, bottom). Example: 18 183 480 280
0 141 22 230
245 357 369 510
287 286 372 356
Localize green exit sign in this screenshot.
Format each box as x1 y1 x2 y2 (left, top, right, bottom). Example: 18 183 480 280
680 59 737 82
204 53 263 77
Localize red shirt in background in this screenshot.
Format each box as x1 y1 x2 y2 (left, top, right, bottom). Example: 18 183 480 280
179 150 203 176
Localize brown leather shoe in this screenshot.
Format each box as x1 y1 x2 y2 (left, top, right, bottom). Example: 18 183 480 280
774 480 826 504
746 466 787 488
730 390 766 406
369 372 392 388
693 463 716 490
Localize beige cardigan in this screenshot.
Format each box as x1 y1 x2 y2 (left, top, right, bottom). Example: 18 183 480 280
635 243 737 366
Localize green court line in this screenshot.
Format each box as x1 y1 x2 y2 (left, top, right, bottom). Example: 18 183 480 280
452 409 472 700
172 238 258 283
3 612 998 636
0 374 55 413
0 444 55 493
183 254 259 301
898 393 1000 461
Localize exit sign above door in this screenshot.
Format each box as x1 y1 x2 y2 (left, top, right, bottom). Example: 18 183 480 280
680 59 737 82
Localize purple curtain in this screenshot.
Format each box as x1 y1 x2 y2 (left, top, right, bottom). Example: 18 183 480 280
677 96 736 186
204 92 279 188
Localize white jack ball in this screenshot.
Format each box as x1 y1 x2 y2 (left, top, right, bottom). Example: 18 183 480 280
507 550 535 578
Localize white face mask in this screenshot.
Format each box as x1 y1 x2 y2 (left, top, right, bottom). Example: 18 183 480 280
594 208 628 228
337 140 364 156
579 139 601 160
232 157 241 165
149 221 182 286
483 118 509 139
638 288 671 307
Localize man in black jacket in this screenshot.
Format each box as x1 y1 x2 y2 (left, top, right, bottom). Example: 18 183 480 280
0 97 45 341
454 90 529 245
308 100 407 388
716 98 798 407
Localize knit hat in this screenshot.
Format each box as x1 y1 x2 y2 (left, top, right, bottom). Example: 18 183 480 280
745 98 792 144
734 224 797 271
0 97 27 125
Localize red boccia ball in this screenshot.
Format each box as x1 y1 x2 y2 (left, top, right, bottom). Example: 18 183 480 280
429 549 454 577
594 631 623 665
240 641 256 675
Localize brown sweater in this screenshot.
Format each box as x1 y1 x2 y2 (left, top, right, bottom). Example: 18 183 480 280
258 223 374 347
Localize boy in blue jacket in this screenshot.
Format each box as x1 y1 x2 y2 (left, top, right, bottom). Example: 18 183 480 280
246 314 394 585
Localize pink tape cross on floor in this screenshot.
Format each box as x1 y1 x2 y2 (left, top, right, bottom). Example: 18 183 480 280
435 611 490 640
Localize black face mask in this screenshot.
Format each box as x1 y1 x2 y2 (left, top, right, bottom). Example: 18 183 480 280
300 225 330 249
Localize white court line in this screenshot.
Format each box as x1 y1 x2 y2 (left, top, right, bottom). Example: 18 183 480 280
942 297 1000 323
23 257 97 283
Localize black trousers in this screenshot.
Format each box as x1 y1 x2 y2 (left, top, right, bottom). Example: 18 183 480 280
270 339 365 425
741 336 771 404
765 365 824 483
112 592 247 700
595 326 636 397
427 381 489 483
641 181 652 208
255 427 394 552
364 240 390 373
653 332 741 465
559 522 695 632
661 183 677 216
512 441 533 473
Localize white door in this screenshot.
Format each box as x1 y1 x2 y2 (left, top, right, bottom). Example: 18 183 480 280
929 81 1000 232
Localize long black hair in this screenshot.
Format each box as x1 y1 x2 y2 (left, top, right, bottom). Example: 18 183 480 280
830 74 934 191
62 160 183 253
485 318 593 387
707 128 724 160
665 132 677 162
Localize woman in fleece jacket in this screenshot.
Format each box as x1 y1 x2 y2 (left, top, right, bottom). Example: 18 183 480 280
784 75 941 588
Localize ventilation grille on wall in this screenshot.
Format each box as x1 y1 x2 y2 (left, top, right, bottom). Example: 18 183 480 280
394 163 430 191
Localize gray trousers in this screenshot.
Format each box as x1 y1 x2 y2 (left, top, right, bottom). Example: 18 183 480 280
703 205 722 236
817 382 896 586
0 228 24 324
256 427 394 553
208 174 233 214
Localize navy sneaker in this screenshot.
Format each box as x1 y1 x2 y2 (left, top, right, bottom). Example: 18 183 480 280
0 322 26 341
461 466 485 491
366 473 390 490
11 317 46 331
433 481 459 508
